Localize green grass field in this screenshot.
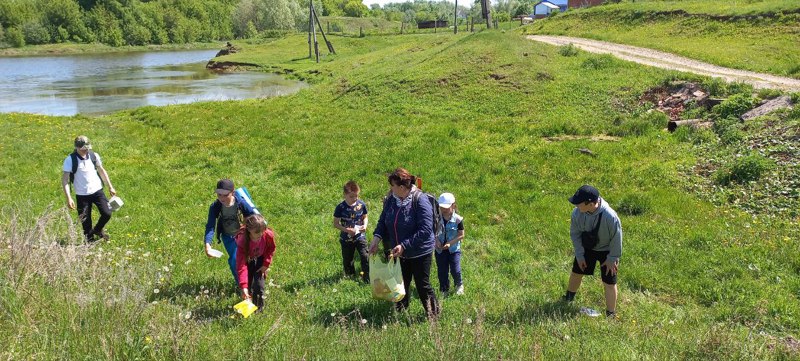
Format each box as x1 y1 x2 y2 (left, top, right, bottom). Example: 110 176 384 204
527 0 800 78
1 29 799 359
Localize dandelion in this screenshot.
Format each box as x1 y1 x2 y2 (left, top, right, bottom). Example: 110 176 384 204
184 311 192 319
153 288 160 294
361 319 367 324
145 336 152 344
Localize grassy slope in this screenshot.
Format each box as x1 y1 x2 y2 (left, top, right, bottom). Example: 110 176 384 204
1 31 799 359
527 0 800 77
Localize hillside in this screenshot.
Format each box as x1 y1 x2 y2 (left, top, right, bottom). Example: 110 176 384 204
1 29 799 359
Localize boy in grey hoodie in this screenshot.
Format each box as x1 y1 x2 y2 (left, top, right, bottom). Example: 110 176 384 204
563 185 623 318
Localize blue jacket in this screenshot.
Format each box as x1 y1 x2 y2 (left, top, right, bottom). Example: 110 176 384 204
373 189 434 259
204 199 253 244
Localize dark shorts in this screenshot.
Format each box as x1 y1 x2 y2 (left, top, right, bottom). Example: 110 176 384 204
572 249 617 285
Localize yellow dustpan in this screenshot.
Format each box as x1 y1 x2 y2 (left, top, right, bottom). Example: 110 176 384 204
233 299 258 318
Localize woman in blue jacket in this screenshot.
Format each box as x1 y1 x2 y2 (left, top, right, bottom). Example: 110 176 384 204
369 168 439 318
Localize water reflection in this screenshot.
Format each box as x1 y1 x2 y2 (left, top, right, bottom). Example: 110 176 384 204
0 50 306 116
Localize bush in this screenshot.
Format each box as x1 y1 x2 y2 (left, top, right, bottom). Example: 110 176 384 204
613 111 667 136
713 93 756 119
558 43 578 57
616 194 651 216
581 54 615 70
715 153 773 186
22 21 51 45
6 26 25 47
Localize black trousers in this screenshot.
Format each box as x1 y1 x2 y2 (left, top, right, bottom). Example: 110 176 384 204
397 253 439 317
340 238 369 279
76 189 112 238
247 257 266 309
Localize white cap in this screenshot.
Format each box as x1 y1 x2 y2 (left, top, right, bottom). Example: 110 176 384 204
438 193 455 208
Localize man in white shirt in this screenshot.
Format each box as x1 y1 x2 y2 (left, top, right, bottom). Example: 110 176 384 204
61 136 117 242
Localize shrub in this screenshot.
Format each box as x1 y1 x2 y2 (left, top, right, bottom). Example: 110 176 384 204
6 26 25 47
616 194 651 216
581 54 614 70
715 153 773 186
558 43 578 57
713 93 756 119
22 21 51 45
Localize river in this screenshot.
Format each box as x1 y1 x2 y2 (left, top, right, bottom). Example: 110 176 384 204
0 49 306 116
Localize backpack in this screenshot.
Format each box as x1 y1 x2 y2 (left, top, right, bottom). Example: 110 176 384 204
412 190 443 237
69 151 99 184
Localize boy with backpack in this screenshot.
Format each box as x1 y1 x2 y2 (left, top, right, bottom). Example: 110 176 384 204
563 185 623 318
61 136 117 242
204 179 257 284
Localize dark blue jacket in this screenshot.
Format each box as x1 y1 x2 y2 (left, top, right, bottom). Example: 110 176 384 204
373 189 434 259
204 199 252 244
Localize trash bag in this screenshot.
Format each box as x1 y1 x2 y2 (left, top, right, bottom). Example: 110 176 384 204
369 255 405 302
234 299 258 318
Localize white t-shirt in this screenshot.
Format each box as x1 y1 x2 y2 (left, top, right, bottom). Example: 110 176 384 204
63 152 104 196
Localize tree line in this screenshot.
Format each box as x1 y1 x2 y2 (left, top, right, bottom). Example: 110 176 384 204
0 0 542 48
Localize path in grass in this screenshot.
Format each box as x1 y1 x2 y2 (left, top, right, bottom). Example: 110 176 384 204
528 35 800 91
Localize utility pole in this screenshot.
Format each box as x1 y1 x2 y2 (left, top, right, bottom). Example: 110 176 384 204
454 0 458 34
481 0 492 29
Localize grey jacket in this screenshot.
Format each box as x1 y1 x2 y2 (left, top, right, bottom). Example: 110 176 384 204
569 198 623 263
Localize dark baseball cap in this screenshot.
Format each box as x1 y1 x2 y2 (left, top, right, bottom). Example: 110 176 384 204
569 185 600 205
215 179 234 195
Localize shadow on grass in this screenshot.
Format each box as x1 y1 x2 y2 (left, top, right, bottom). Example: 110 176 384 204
488 298 579 325
283 272 344 293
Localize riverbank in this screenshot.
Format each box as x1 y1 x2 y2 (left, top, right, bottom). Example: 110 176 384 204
0 41 224 57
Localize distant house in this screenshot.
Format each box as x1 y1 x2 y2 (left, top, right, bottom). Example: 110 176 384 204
417 20 448 29
533 0 568 19
533 0 603 18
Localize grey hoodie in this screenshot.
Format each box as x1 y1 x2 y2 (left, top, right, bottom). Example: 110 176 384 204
569 197 623 264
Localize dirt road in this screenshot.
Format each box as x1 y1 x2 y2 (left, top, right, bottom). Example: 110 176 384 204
527 35 800 91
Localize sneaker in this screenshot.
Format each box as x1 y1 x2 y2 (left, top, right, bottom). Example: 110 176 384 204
606 310 617 319
455 285 464 295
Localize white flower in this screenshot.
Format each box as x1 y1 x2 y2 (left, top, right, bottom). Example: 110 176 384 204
330 313 336 317
332 288 337 293
153 288 160 294
360 319 367 324
465 318 472 324
163 266 169 272
184 311 192 319
382 325 387 330
184 259 191 265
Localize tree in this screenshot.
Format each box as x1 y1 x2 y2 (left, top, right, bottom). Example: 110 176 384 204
257 0 295 30
22 21 51 45
343 0 367 17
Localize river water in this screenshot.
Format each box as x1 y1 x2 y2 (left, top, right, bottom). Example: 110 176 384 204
0 49 306 116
